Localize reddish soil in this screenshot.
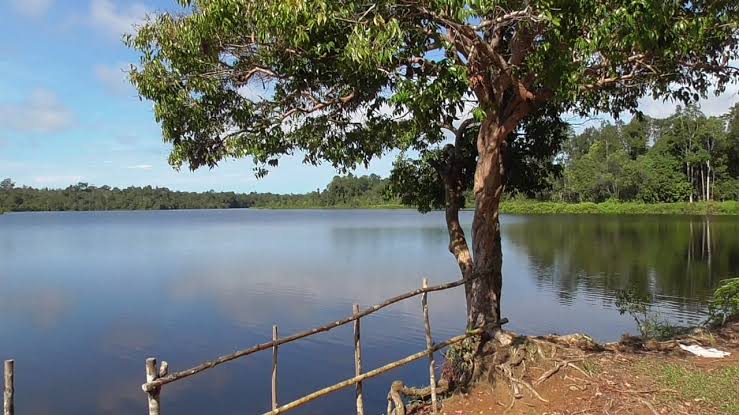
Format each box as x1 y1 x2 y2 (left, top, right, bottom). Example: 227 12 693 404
413 321 739 415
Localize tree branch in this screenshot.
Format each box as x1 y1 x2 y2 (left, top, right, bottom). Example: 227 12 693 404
281 91 356 120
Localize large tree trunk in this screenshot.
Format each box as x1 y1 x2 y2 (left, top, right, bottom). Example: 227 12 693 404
440 105 530 334
440 118 505 333
467 116 506 331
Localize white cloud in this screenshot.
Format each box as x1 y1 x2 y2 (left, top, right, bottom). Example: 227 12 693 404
34 175 83 184
93 63 132 96
637 82 739 119
635 60 739 119
567 76 739 134
90 0 148 38
0 89 74 134
127 164 153 170
11 0 53 17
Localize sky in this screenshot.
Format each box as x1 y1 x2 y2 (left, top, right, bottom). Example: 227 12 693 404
1 0 737 194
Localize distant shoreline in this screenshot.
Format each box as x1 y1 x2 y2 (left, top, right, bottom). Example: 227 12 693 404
3 200 737 215
258 200 739 215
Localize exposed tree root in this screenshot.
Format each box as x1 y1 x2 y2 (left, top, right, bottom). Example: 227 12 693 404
414 319 738 415
392 324 737 414
386 379 450 415
389 331 603 414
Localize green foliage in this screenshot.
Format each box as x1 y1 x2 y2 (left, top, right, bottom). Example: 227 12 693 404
636 151 693 203
558 105 739 204
386 152 447 213
707 277 739 326
252 174 398 208
441 337 480 388
0 175 398 212
615 288 687 339
0 181 253 211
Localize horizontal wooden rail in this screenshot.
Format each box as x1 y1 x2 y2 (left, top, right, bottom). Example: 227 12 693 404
260 328 484 415
143 277 468 392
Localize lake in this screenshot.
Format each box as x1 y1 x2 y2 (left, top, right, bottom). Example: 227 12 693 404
0 209 736 415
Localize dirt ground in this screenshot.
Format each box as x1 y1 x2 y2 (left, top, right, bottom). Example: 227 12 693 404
412 321 739 415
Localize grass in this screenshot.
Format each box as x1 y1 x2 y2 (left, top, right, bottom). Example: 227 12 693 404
499 200 739 215
649 363 739 414
579 359 602 376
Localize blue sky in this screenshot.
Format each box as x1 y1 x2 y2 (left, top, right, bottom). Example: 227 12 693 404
0 0 395 193
1 0 736 193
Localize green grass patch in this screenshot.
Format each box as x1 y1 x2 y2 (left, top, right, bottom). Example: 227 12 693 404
500 200 739 215
651 363 739 414
579 359 602 376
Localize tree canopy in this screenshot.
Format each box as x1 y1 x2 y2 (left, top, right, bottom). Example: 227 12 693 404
127 0 738 176
128 0 739 329
0 175 393 212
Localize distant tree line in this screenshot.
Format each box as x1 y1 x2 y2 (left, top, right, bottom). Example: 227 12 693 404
249 174 392 208
0 180 253 212
0 174 394 212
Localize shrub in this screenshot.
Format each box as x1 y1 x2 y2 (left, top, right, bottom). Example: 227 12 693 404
706 277 739 326
614 289 687 340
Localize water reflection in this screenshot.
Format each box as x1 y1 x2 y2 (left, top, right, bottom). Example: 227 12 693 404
0 286 74 329
0 210 736 415
504 215 738 321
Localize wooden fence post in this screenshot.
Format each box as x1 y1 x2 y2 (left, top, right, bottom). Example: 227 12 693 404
145 358 161 415
4 360 14 415
422 278 438 414
353 304 365 415
272 325 279 411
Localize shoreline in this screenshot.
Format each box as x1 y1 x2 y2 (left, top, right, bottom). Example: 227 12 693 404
1 200 737 215
255 200 739 215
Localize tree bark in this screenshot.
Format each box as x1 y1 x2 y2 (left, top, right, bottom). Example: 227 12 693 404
467 115 507 331
706 160 711 201
440 102 532 333
440 121 475 281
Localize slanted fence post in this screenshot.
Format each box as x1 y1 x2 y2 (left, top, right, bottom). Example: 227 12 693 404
422 278 438 414
4 360 14 415
145 358 161 415
272 325 279 411
353 304 365 415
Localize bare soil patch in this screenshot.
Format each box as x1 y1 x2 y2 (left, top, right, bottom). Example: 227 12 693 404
409 320 739 415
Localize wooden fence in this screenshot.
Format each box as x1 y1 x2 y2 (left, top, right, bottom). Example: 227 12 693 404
2 276 504 415
141 276 493 415
3 360 13 415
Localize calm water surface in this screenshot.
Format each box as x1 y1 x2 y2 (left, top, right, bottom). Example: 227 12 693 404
0 209 736 414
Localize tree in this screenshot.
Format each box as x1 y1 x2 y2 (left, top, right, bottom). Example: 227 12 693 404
127 0 738 333
1 179 14 191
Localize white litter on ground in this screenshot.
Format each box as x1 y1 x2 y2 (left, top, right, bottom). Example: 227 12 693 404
678 343 731 358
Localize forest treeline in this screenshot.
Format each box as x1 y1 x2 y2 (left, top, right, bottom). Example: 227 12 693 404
1 105 737 213
551 104 739 203
0 180 253 211
0 174 391 212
